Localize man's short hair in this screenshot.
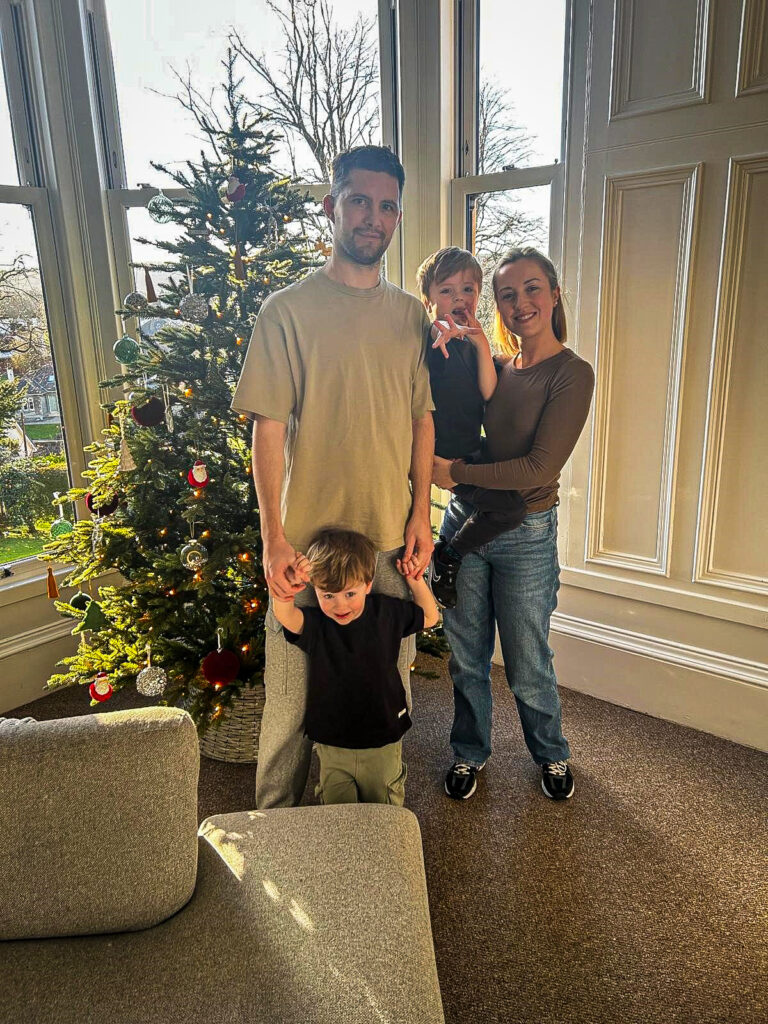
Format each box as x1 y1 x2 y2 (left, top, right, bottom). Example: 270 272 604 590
330 146 406 200
306 527 377 591
415 246 483 302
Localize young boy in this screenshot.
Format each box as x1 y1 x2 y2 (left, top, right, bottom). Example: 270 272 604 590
416 246 528 608
271 527 439 806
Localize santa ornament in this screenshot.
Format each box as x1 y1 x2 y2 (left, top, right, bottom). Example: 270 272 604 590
225 174 246 203
187 460 209 487
89 672 113 703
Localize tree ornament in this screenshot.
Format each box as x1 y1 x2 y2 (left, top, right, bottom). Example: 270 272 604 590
144 267 158 303
179 293 209 323
50 493 73 538
179 539 209 571
147 190 174 224
85 492 119 517
136 642 168 697
225 173 246 202
131 396 165 427
123 291 148 314
113 334 140 365
162 383 174 433
69 590 91 611
118 413 137 472
267 213 279 244
89 672 113 702
91 520 104 554
187 460 209 487
46 565 60 599
73 597 110 634
201 628 240 686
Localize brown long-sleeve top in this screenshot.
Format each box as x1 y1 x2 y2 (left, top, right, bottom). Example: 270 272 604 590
450 347 595 514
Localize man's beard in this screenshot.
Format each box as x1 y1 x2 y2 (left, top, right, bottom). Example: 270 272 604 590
337 230 389 267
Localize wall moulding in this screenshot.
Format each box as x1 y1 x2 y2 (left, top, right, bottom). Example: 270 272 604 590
586 164 700 575
695 154 768 596
736 0 768 96
609 0 712 120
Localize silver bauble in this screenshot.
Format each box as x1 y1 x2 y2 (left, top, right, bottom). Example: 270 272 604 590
179 294 210 323
123 291 148 313
136 664 168 697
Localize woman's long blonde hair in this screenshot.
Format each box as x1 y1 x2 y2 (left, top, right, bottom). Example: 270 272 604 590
491 247 568 358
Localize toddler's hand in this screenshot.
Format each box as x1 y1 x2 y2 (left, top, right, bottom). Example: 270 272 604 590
397 555 420 578
431 313 483 360
291 552 312 584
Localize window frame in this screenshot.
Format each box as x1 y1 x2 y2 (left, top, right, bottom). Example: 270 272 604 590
451 0 575 266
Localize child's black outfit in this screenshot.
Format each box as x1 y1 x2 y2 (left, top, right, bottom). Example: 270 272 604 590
283 594 424 804
429 338 527 588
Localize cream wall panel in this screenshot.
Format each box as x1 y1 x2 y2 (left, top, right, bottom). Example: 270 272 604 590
610 0 712 118
696 155 768 594
737 0 768 95
588 167 697 573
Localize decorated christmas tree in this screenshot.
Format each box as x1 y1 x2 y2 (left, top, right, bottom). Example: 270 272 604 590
42 55 319 735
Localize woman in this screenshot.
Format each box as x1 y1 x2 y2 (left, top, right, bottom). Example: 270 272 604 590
432 248 594 802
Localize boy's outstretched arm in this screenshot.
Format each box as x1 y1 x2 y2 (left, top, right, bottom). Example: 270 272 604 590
272 595 305 635
398 557 440 629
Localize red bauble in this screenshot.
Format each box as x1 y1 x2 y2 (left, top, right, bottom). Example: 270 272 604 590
89 673 113 702
131 396 165 427
201 648 240 686
187 460 210 487
85 492 119 517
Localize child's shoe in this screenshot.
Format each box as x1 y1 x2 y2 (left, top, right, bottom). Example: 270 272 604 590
430 541 461 609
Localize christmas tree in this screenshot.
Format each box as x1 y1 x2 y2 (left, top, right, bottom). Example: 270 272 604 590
42 54 319 731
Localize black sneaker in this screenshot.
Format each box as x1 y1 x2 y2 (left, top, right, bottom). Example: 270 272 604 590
431 541 461 609
541 761 574 800
444 761 483 800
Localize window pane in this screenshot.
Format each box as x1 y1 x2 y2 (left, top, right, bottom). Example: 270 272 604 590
478 0 566 170
0 205 72 565
469 185 551 331
104 0 382 187
0 37 21 184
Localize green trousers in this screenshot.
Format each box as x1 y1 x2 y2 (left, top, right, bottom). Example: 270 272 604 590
315 740 407 806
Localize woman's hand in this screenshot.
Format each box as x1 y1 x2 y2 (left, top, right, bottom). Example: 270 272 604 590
432 455 459 490
431 313 483 360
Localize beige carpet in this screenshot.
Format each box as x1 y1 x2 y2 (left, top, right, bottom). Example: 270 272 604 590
9 656 768 1024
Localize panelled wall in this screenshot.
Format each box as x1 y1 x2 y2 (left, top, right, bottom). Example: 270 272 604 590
552 0 768 749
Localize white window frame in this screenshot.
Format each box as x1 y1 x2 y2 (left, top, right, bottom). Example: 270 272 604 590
0 1 88 584
451 0 574 266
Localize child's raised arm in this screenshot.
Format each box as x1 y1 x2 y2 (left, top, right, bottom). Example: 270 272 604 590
397 557 440 629
431 313 497 401
272 552 311 634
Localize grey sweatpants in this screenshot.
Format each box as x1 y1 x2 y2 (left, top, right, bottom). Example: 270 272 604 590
255 547 416 808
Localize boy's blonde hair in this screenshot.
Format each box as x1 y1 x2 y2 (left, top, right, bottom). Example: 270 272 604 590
415 246 483 304
306 528 377 592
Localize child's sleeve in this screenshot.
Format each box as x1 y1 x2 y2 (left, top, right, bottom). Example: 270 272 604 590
397 598 425 638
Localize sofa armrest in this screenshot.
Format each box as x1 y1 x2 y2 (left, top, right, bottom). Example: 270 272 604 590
0 706 199 940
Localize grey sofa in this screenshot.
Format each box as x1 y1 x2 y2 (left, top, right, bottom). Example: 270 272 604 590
0 707 445 1024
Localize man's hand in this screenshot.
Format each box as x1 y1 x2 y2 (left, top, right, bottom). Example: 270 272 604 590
403 514 435 580
263 537 307 600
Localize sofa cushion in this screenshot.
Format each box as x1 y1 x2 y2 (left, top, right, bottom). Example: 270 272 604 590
0 706 199 940
0 804 445 1024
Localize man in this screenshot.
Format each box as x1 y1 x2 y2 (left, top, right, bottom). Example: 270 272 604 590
232 145 435 808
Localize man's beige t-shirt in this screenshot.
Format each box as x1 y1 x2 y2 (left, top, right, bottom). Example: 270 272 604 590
232 270 433 552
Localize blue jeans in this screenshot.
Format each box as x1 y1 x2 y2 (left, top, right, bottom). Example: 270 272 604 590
441 498 570 767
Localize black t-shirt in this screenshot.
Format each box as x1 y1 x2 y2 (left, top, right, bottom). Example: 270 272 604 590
284 594 424 748
428 337 485 459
